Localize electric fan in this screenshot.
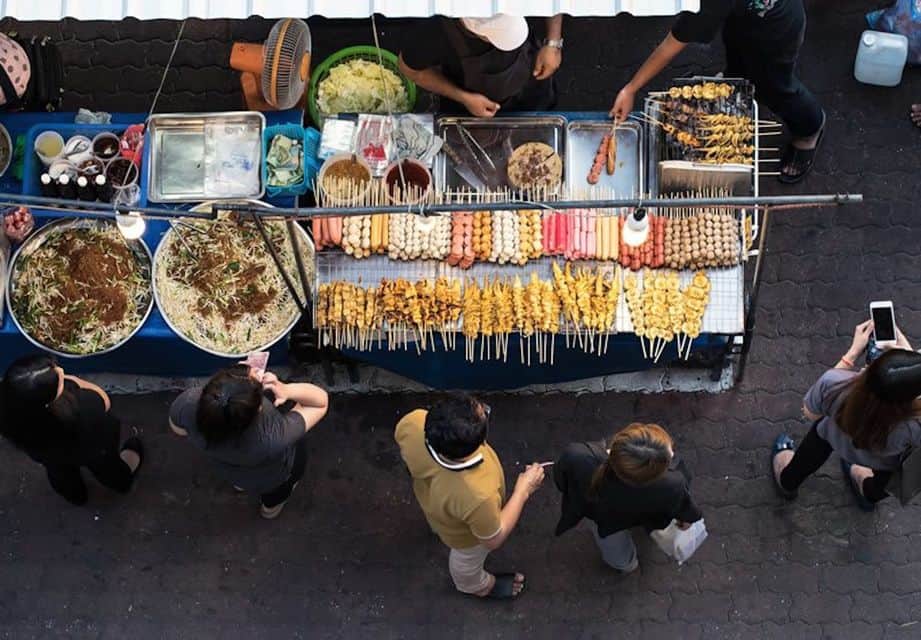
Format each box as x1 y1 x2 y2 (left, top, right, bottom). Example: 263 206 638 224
230 18 312 111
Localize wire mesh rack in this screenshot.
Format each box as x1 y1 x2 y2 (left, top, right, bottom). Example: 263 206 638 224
316 249 743 338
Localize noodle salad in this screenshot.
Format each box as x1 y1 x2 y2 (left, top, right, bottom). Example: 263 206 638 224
10 223 152 355
155 214 309 356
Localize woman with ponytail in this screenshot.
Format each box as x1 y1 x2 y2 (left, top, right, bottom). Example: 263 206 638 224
553 423 702 573
772 321 921 510
1 354 143 505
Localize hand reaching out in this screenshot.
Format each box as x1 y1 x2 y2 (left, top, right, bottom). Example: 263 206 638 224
609 86 636 123
533 46 562 80
846 319 874 360
462 92 500 117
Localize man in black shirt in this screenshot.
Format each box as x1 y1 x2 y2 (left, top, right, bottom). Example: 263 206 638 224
398 14 563 116
610 0 824 184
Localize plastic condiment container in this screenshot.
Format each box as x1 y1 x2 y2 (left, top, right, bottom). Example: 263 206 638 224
854 30 909 87
317 153 373 205
92 132 121 161
384 158 432 205
34 131 64 166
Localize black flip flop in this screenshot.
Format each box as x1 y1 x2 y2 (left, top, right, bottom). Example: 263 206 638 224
771 433 798 500
478 573 525 600
839 459 876 512
778 116 826 185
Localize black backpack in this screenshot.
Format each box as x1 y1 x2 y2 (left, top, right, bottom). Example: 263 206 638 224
0 33 63 112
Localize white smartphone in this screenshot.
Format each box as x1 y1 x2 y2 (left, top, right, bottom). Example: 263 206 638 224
870 301 897 348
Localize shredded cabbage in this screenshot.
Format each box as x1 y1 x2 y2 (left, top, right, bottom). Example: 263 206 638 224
317 59 410 115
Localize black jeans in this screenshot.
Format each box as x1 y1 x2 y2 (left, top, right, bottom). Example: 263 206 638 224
260 437 308 508
44 452 135 506
780 423 891 503
722 3 824 138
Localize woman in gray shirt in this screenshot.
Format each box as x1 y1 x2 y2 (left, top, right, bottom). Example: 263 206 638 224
170 365 328 519
772 321 921 510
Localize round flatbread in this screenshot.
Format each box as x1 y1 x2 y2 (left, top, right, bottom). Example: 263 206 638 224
507 142 562 191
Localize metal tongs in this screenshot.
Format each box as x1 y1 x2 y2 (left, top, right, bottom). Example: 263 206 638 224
456 124 500 187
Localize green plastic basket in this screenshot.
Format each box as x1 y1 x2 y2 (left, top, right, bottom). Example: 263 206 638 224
308 45 417 128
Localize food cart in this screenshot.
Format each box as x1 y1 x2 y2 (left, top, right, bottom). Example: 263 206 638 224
0 63 858 389
300 76 780 389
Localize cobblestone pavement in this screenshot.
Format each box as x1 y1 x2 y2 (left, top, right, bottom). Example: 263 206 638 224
3 2 921 638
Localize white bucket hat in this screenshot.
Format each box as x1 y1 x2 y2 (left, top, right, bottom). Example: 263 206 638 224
460 15 529 51
622 208 651 247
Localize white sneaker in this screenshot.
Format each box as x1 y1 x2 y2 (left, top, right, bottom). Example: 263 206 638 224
259 482 298 520
260 500 288 519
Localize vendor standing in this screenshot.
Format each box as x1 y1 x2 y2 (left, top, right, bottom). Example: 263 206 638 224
609 0 825 184
398 14 563 117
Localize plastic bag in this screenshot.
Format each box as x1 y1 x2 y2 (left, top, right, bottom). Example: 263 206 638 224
650 519 708 565
868 0 921 65
204 122 262 197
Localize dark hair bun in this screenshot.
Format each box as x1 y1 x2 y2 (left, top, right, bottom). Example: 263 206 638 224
867 349 921 403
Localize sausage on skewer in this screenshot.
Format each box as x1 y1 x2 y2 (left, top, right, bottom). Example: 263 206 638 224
587 134 611 185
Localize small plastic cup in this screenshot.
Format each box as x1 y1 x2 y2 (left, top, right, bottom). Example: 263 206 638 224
318 153 373 205
34 131 64 166
92 132 120 161
48 159 78 180
105 157 139 188
384 158 432 205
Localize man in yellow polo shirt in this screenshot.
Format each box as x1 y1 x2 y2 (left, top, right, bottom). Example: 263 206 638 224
395 393 545 599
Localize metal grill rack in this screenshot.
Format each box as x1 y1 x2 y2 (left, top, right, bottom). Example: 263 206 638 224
616 265 744 336
316 248 743 339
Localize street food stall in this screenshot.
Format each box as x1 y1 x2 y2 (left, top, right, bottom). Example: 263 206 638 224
0 11 860 388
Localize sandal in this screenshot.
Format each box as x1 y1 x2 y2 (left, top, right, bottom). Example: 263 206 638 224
771 434 798 500
477 573 525 600
839 459 876 512
778 113 826 184
911 104 921 128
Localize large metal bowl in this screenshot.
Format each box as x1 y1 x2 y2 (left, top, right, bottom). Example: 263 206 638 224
5 218 154 358
152 200 315 359
0 122 12 177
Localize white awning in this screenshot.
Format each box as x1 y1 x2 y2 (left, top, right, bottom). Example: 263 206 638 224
0 0 699 20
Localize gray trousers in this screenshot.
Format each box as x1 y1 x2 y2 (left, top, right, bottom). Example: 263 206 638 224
593 526 639 572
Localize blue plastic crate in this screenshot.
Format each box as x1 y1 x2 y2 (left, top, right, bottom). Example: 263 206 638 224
22 122 141 197
262 124 314 198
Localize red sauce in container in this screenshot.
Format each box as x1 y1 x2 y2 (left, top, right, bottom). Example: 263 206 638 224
384 160 431 202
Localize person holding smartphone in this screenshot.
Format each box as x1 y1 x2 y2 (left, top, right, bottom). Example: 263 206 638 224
169 365 328 519
771 320 921 510
553 423 702 573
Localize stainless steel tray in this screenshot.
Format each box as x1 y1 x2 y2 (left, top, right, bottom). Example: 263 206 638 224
564 120 643 198
434 116 566 193
147 111 266 203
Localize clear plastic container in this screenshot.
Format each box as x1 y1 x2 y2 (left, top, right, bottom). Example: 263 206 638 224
855 30 909 87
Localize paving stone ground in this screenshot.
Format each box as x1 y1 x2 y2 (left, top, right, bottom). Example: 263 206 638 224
3 3 921 638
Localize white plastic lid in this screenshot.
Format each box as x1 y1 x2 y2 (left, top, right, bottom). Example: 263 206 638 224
862 33 877 47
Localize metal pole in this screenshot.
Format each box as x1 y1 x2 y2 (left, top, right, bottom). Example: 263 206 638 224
736 205 773 384
0 191 862 221
0 192 216 220
217 193 863 219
